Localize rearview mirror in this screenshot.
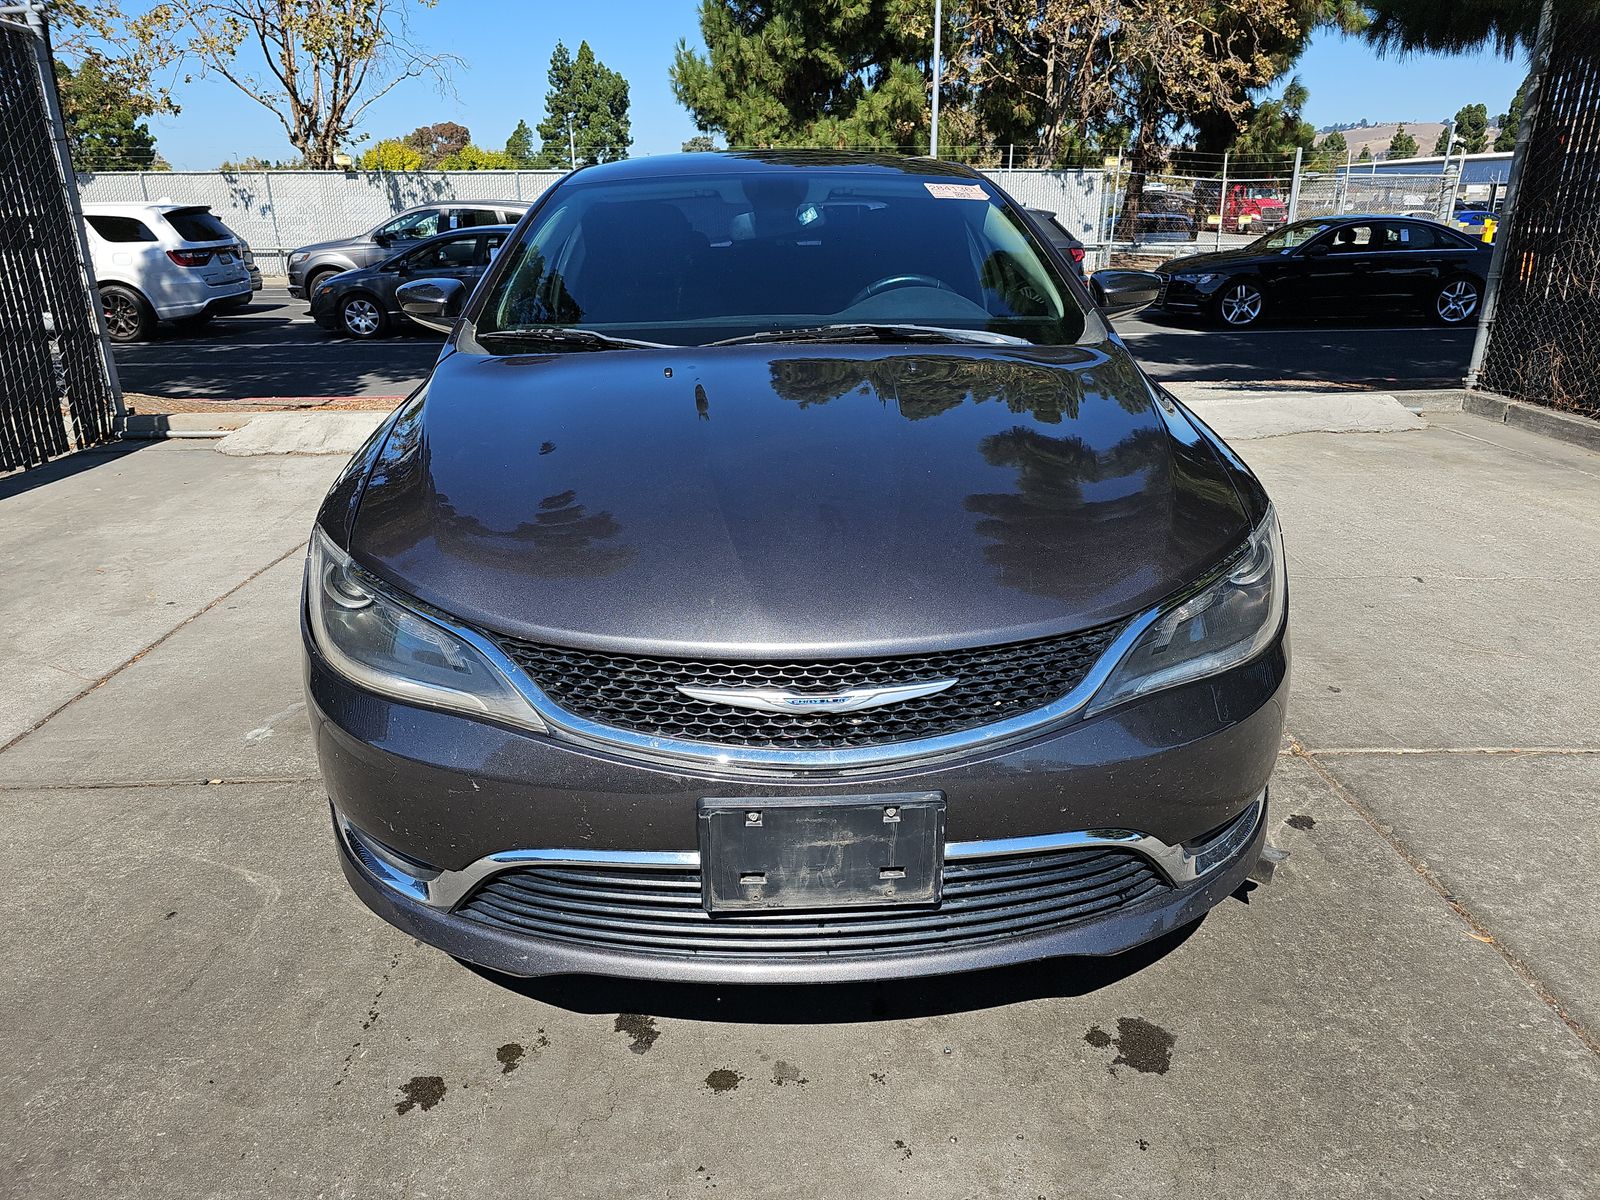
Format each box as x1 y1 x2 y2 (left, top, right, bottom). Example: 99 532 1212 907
396 277 466 333
1090 269 1163 319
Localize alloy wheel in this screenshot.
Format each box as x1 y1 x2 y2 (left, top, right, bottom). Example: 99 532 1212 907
1436 280 1480 324
342 296 381 337
103 292 141 339
1219 283 1263 327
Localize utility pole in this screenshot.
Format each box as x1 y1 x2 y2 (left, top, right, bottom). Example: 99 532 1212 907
929 0 943 159
567 113 577 171
1287 146 1303 222
1214 151 1229 249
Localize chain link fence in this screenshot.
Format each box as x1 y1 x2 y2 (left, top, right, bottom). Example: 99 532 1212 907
0 15 121 472
1294 170 1457 222
1475 5 1600 419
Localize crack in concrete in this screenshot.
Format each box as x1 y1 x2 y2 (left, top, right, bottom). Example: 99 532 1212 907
0 540 309 759
0 775 322 793
1286 733 1599 1058
1280 746 1600 757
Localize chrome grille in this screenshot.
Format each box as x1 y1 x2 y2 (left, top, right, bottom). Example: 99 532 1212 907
457 846 1169 959
498 623 1124 750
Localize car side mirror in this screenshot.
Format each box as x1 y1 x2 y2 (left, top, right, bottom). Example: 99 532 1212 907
1090 269 1163 319
1302 242 1330 257
396 277 466 333
372 231 393 248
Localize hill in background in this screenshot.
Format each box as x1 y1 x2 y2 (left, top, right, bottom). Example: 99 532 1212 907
1314 121 1503 161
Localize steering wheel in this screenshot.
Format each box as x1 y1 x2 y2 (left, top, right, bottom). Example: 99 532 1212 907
848 273 953 306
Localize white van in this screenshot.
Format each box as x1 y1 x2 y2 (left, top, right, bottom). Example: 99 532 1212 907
80 202 253 342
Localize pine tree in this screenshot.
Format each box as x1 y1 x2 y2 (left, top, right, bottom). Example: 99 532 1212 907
1453 103 1489 153
1494 77 1529 151
505 120 535 167
535 42 632 167
56 58 160 170
1311 129 1348 170
1387 123 1418 159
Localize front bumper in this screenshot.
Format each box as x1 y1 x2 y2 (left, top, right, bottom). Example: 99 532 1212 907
306 613 1288 982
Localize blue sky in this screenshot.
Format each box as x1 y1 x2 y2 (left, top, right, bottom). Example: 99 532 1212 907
143 2 1530 170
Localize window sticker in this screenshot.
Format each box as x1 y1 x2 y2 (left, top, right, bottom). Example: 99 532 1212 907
924 182 988 200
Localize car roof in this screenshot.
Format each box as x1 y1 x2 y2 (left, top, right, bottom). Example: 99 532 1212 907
398 200 529 212
80 202 212 214
569 149 988 185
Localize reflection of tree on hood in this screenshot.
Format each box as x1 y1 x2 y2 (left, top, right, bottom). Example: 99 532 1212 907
966 424 1169 598
432 489 635 579
766 353 1154 424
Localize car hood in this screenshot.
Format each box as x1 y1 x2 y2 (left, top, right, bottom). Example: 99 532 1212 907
347 342 1250 656
294 235 370 256
1161 247 1277 273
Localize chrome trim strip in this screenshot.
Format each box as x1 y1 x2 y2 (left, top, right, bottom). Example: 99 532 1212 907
676 677 959 715
338 793 1264 912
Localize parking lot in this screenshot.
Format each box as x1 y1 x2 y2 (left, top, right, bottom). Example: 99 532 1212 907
3 409 1595 1198
110 286 1483 401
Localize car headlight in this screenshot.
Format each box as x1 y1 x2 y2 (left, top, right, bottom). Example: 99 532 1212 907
306 526 547 731
1086 508 1285 715
1172 272 1225 289
289 251 309 266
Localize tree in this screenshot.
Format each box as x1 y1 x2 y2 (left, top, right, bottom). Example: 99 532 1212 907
1311 128 1348 169
359 137 423 170
1360 0 1547 56
536 41 631 166
1453 102 1489 152
681 134 720 152
1387 122 1418 158
670 1 930 150
404 121 470 166
1432 123 1452 155
437 144 515 169
505 119 535 167
1227 75 1316 161
133 0 459 169
1494 75 1530 150
1357 145 1373 162
54 57 159 169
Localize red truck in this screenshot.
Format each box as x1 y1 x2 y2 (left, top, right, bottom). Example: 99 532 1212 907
1197 183 1289 236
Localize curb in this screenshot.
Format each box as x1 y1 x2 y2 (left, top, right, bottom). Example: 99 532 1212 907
1461 390 1600 455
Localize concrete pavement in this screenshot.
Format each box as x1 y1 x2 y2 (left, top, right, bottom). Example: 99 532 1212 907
1 419 1596 1198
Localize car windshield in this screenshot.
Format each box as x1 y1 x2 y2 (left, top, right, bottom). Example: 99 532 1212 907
473 166 1088 348
1253 220 1335 251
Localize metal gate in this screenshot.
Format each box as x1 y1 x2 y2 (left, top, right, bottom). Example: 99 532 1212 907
0 12 121 471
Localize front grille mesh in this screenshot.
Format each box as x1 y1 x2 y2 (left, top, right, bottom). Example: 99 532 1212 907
498 623 1124 750
457 846 1169 959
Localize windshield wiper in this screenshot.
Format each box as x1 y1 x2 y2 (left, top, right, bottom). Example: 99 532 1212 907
475 327 672 351
707 323 1030 348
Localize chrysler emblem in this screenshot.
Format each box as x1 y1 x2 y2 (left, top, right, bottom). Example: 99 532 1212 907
677 678 957 715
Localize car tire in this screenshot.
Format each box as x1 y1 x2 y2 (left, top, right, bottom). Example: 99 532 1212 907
99 284 155 343
338 293 388 339
1432 277 1481 325
306 267 341 297
1214 280 1265 328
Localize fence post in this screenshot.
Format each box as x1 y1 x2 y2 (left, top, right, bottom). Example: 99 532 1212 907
262 170 284 274
1287 146 1303 223
1466 0 1556 390
1214 151 1229 249
1104 152 1122 248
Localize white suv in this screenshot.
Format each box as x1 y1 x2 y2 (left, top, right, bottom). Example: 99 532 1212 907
81 202 254 342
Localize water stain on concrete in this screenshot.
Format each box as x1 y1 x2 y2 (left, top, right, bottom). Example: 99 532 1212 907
497 1043 525 1074
394 1075 446 1114
1084 1017 1175 1075
1287 813 1316 830
614 1013 660 1054
771 1060 807 1087
705 1068 743 1093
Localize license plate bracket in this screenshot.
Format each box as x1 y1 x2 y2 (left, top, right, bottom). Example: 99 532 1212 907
698 793 944 913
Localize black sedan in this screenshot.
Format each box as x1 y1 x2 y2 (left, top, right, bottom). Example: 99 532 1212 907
1157 215 1494 328
310 225 515 338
